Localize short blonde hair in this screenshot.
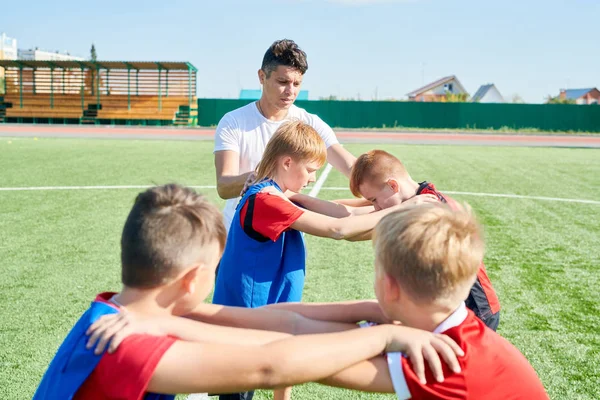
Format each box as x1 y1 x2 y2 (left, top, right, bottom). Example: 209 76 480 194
349 150 409 198
373 203 484 304
254 120 327 182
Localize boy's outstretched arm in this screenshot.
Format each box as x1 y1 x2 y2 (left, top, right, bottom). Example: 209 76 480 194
147 324 462 394
86 311 294 354
290 194 439 241
287 192 374 217
333 198 373 207
263 300 389 325
186 302 359 335
187 299 392 333
87 300 390 355
319 356 395 393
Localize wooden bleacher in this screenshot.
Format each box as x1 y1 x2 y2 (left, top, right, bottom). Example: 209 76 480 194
0 61 198 125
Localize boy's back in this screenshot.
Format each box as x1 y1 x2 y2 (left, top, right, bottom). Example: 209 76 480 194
73 293 175 400
417 181 500 329
388 306 548 400
33 292 175 400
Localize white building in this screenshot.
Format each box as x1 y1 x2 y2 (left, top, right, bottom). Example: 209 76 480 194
407 75 469 102
18 48 84 61
0 33 18 60
471 84 505 103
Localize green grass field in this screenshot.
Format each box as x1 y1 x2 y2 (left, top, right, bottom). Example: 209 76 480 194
1 137 599 399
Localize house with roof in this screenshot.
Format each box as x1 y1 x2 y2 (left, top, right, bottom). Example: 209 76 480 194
557 88 599 105
407 75 468 102
471 84 504 103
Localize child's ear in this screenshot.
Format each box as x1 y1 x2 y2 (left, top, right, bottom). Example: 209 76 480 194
387 179 400 194
181 266 201 295
383 272 401 303
282 156 293 171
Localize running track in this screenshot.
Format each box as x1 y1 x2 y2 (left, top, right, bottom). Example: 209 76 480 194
1 124 600 147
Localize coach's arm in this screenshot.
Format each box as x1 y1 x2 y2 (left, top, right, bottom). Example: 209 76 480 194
214 150 254 199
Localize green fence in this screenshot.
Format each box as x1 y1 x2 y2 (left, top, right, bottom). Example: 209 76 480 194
197 99 600 132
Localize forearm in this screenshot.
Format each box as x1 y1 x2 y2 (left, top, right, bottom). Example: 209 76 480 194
185 302 299 333
287 192 353 218
160 315 291 345
264 325 392 388
333 198 373 208
345 229 374 242
333 206 399 239
186 302 357 336
265 300 386 325
318 356 395 393
217 171 252 199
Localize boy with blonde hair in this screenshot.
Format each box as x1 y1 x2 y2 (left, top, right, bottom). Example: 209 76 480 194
322 204 549 399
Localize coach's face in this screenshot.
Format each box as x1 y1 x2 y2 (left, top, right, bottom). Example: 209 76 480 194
259 65 303 111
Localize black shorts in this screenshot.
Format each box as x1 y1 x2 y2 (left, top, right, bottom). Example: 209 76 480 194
213 392 254 400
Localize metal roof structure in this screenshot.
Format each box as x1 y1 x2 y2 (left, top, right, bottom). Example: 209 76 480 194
0 60 197 71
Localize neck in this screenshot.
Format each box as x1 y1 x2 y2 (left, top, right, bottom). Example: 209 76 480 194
390 301 459 332
111 285 181 317
267 173 287 193
257 97 289 121
398 177 420 201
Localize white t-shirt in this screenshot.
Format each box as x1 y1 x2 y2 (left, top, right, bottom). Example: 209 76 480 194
213 102 339 231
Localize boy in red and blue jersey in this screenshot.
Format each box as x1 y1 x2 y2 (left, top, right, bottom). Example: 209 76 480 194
348 150 501 330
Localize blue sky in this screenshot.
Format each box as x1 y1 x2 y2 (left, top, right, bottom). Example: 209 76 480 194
2 0 598 103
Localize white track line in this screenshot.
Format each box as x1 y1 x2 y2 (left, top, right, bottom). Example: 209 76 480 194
317 187 600 205
308 164 333 198
0 185 216 191
0 184 598 205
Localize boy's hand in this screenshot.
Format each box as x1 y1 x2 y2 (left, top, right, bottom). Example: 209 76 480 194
240 171 257 196
86 310 165 355
400 194 439 207
385 325 464 385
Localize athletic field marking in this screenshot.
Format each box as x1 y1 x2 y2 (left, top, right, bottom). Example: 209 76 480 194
308 164 333 198
317 187 600 205
0 185 216 191
0 184 598 205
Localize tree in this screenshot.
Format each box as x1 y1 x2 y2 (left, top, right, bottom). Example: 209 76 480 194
90 44 97 61
511 94 525 104
444 92 469 102
545 95 575 104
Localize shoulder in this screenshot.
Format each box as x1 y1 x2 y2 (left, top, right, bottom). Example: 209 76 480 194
254 190 298 211
217 103 257 129
289 105 325 126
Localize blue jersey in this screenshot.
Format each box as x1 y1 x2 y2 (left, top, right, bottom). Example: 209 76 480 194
213 179 306 308
33 297 174 400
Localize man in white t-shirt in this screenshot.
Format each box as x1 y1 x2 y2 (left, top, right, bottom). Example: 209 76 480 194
214 39 357 232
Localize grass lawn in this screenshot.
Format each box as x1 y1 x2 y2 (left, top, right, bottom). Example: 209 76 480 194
1 137 598 399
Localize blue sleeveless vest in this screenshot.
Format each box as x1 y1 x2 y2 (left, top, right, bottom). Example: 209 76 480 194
213 179 306 308
33 299 173 400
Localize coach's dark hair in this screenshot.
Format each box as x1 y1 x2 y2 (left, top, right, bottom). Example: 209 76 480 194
261 39 308 78
121 184 226 288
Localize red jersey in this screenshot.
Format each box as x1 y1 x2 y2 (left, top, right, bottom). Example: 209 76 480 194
417 182 501 325
387 304 549 399
74 293 176 400
239 191 304 242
